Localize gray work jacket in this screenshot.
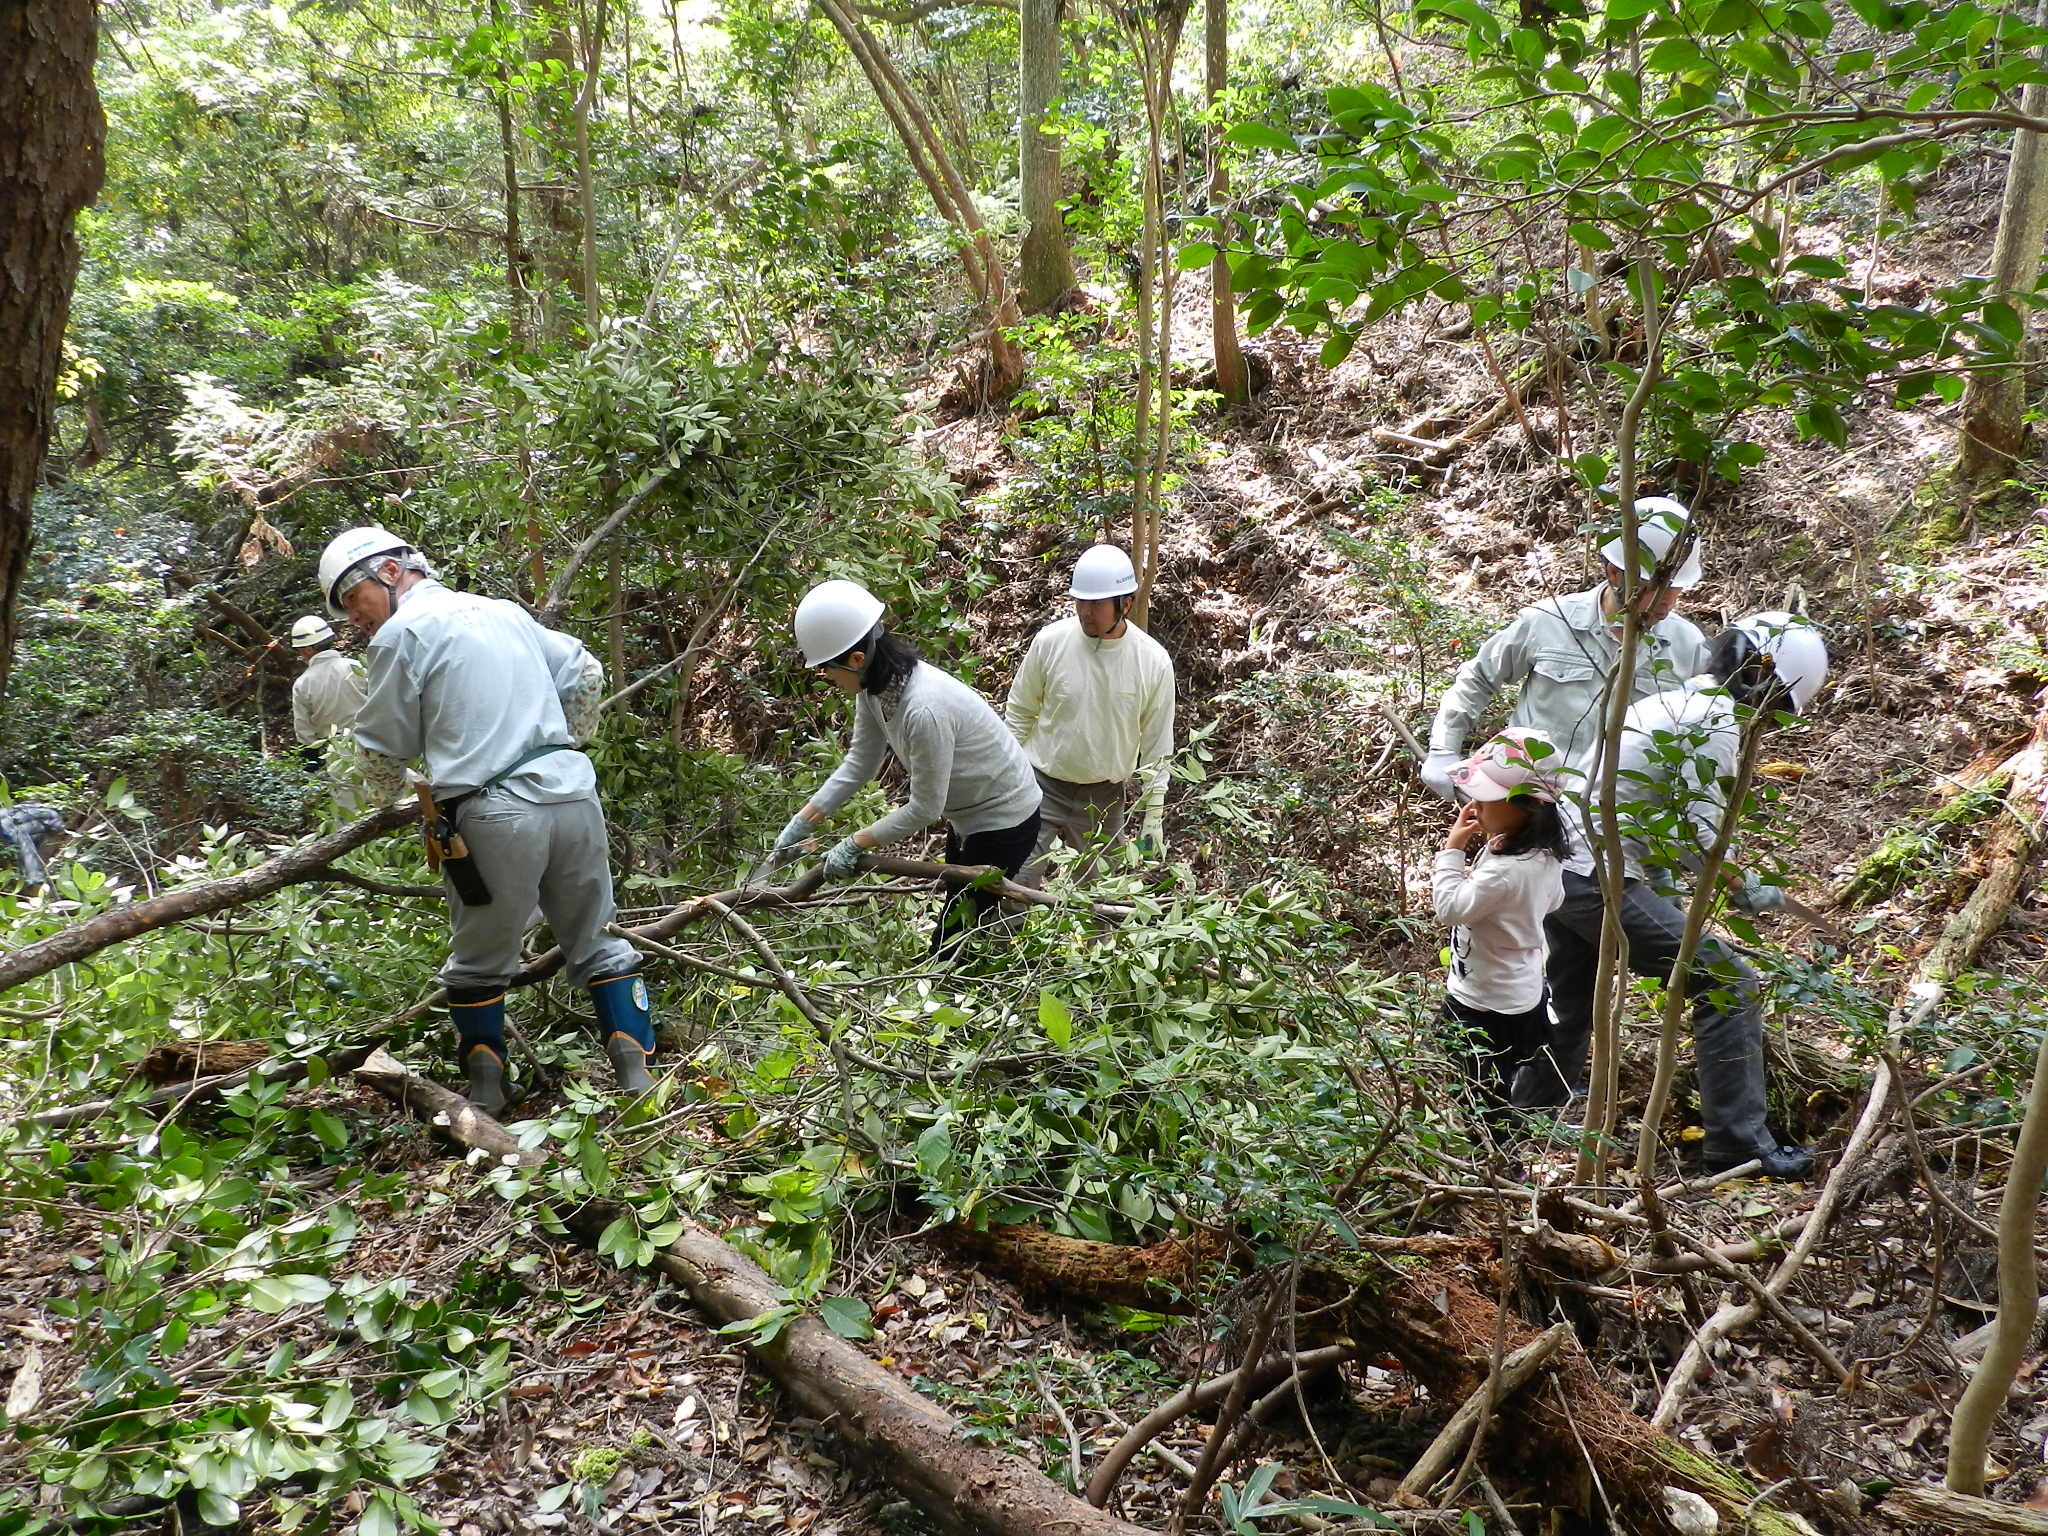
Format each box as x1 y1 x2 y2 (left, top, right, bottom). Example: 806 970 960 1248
1427 584 1707 784
354 580 598 801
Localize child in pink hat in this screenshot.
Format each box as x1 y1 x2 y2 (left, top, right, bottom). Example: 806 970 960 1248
1432 729 1570 1123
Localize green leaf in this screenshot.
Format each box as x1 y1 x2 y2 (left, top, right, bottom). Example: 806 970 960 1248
1038 991 1073 1050
1225 122 1297 153
818 1296 875 1340
1319 330 1358 368
1175 242 1218 271
198 1493 241 1527
245 1274 335 1314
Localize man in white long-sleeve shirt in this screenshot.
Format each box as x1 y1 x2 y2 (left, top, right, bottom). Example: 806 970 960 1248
1005 545 1175 869
289 615 369 809
317 526 653 1113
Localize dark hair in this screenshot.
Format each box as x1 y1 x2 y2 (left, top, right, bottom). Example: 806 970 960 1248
830 625 921 695
1702 628 1783 709
1492 796 1570 861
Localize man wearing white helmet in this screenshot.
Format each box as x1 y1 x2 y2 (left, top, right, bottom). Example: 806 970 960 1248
288 615 368 806
316 526 652 1113
1004 544 1176 867
1420 497 1709 796
1533 612 1830 1180
768 578 1041 956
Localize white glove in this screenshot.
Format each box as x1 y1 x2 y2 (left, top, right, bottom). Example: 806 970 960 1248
1419 749 1461 801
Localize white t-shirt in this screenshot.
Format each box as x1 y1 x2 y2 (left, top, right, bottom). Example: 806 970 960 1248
1004 616 1175 833
1565 680 1740 881
1431 844 1565 1013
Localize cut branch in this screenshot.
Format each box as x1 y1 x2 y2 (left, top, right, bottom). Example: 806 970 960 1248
0 804 416 996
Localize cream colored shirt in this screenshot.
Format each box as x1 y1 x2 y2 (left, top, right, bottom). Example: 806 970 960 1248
291 649 367 745
1004 616 1175 836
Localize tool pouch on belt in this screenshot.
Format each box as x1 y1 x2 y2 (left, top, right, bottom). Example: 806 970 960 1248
415 782 493 907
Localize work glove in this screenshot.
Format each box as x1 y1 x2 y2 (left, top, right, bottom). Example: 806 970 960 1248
822 836 865 884
1419 749 1462 801
1730 871 1787 914
769 813 816 869
1137 818 1164 860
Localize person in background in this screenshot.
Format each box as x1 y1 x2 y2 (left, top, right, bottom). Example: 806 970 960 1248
289 614 370 809
0 805 67 889
770 579 1042 957
1005 544 1175 871
1429 729 1569 1121
1420 497 1710 797
317 526 653 1113
1536 612 1830 1180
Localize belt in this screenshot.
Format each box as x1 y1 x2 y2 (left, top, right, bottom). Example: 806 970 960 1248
436 741 579 822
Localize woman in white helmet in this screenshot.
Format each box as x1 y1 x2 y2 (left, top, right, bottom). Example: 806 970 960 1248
771 579 1042 956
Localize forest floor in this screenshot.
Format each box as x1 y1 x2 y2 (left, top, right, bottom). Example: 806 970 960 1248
11 157 2048 1536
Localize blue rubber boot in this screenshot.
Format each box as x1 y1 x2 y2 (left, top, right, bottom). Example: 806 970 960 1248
589 971 655 1094
447 987 510 1116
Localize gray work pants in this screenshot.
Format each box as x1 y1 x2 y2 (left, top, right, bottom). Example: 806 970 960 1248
437 789 639 992
1539 869 1773 1166
1025 770 1132 876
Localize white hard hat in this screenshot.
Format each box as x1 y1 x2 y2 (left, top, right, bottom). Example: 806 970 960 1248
1600 497 1702 590
318 526 412 617
1070 544 1138 601
289 615 336 649
1732 611 1829 712
793 579 886 667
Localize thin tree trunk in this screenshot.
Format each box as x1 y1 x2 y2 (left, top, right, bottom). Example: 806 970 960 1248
0 0 106 697
1204 0 1248 404
1574 256 1666 1189
572 0 609 329
1957 0 2048 499
816 0 1023 399
1018 0 1077 312
1945 702 2048 1494
490 0 546 595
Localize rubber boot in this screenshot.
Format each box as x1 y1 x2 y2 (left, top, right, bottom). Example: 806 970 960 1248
448 988 511 1116
590 971 655 1095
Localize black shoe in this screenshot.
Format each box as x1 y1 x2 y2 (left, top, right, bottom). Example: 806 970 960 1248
1706 1144 1814 1180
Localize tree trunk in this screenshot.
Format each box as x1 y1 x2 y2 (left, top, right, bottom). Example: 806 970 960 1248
1957 0 2048 497
0 0 106 698
1204 0 1249 404
1889 1483 2048 1534
572 0 609 330
1018 0 1077 312
489 0 546 595
1944 700 2048 1494
816 0 1024 404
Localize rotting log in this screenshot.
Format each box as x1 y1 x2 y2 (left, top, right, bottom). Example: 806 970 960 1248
961 1224 1815 1536
1881 1482 2048 1534
943 1222 1228 1309
0 804 416 995
351 1054 1160 1536
1915 699 2048 984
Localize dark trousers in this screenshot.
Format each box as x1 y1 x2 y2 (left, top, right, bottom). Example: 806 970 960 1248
1443 993 1551 1115
934 810 1043 958
1537 869 1773 1166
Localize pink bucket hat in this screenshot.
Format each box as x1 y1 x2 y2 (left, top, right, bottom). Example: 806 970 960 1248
1449 728 1562 803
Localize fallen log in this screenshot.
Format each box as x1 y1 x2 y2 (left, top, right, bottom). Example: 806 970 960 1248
943 1222 1228 1310
1916 699 2048 984
0 804 417 996
1396 1322 1571 1499
960 1223 1815 1535
18 1042 378 1132
1880 1482 2048 1534
352 1053 1160 1536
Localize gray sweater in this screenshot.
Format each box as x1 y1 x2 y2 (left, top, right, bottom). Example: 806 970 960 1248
810 661 1041 845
